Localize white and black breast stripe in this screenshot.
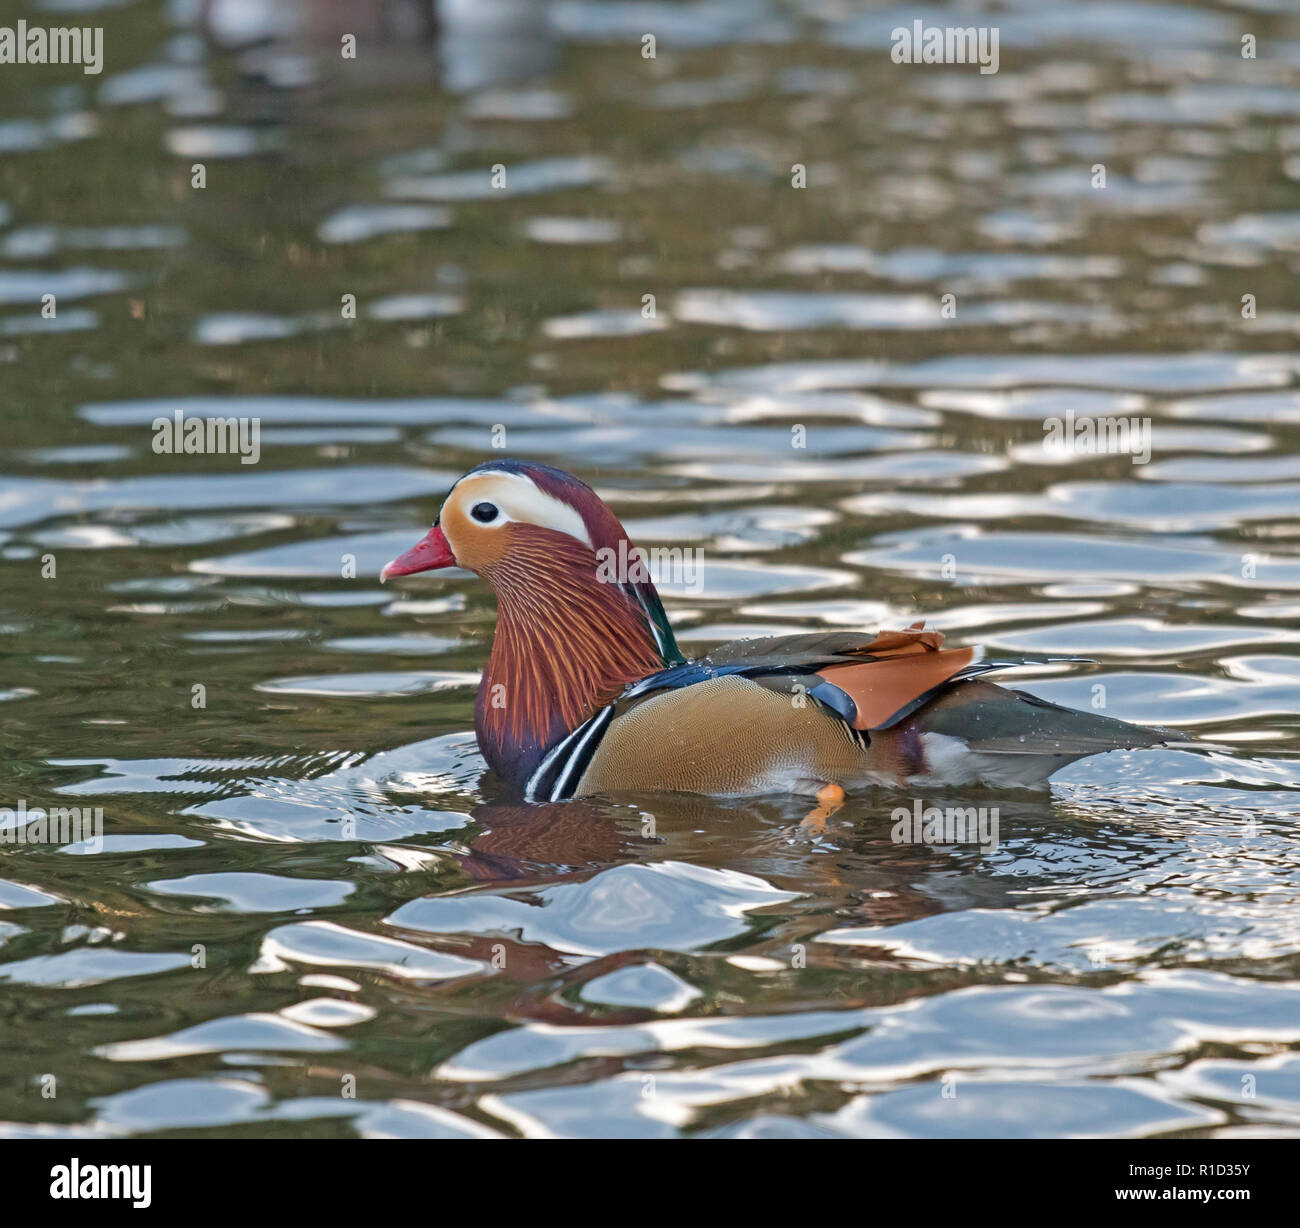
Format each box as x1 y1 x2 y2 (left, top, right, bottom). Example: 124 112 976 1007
523 703 615 802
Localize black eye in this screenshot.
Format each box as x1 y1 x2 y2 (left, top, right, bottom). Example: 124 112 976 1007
470 502 499 524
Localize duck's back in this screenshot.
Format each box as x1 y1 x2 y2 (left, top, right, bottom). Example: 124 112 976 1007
523 625 1182 800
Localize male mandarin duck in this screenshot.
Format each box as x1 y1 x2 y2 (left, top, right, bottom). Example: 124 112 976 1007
381 459 1179 811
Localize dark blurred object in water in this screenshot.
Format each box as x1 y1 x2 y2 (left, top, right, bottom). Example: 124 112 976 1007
197 0 557 91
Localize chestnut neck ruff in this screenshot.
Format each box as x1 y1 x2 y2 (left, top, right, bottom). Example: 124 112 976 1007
474 526 673 791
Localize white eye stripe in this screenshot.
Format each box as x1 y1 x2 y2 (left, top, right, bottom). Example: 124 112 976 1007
445 471 593 548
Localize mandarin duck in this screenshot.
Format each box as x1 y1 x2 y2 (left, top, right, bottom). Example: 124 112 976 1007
381 460 1179 813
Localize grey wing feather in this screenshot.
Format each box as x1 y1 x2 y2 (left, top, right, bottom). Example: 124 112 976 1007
701 632 890 669
922 686 1184 756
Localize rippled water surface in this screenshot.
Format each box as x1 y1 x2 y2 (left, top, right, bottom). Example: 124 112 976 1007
3 0 1300 1139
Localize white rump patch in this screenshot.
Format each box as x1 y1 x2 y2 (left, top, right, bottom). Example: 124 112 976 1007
908 732 1063 788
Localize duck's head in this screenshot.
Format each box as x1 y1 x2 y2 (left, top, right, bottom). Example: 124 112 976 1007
382 459 622 583
382 457 682 665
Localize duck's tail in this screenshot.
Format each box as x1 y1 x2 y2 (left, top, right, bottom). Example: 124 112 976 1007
904 678 1185 789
